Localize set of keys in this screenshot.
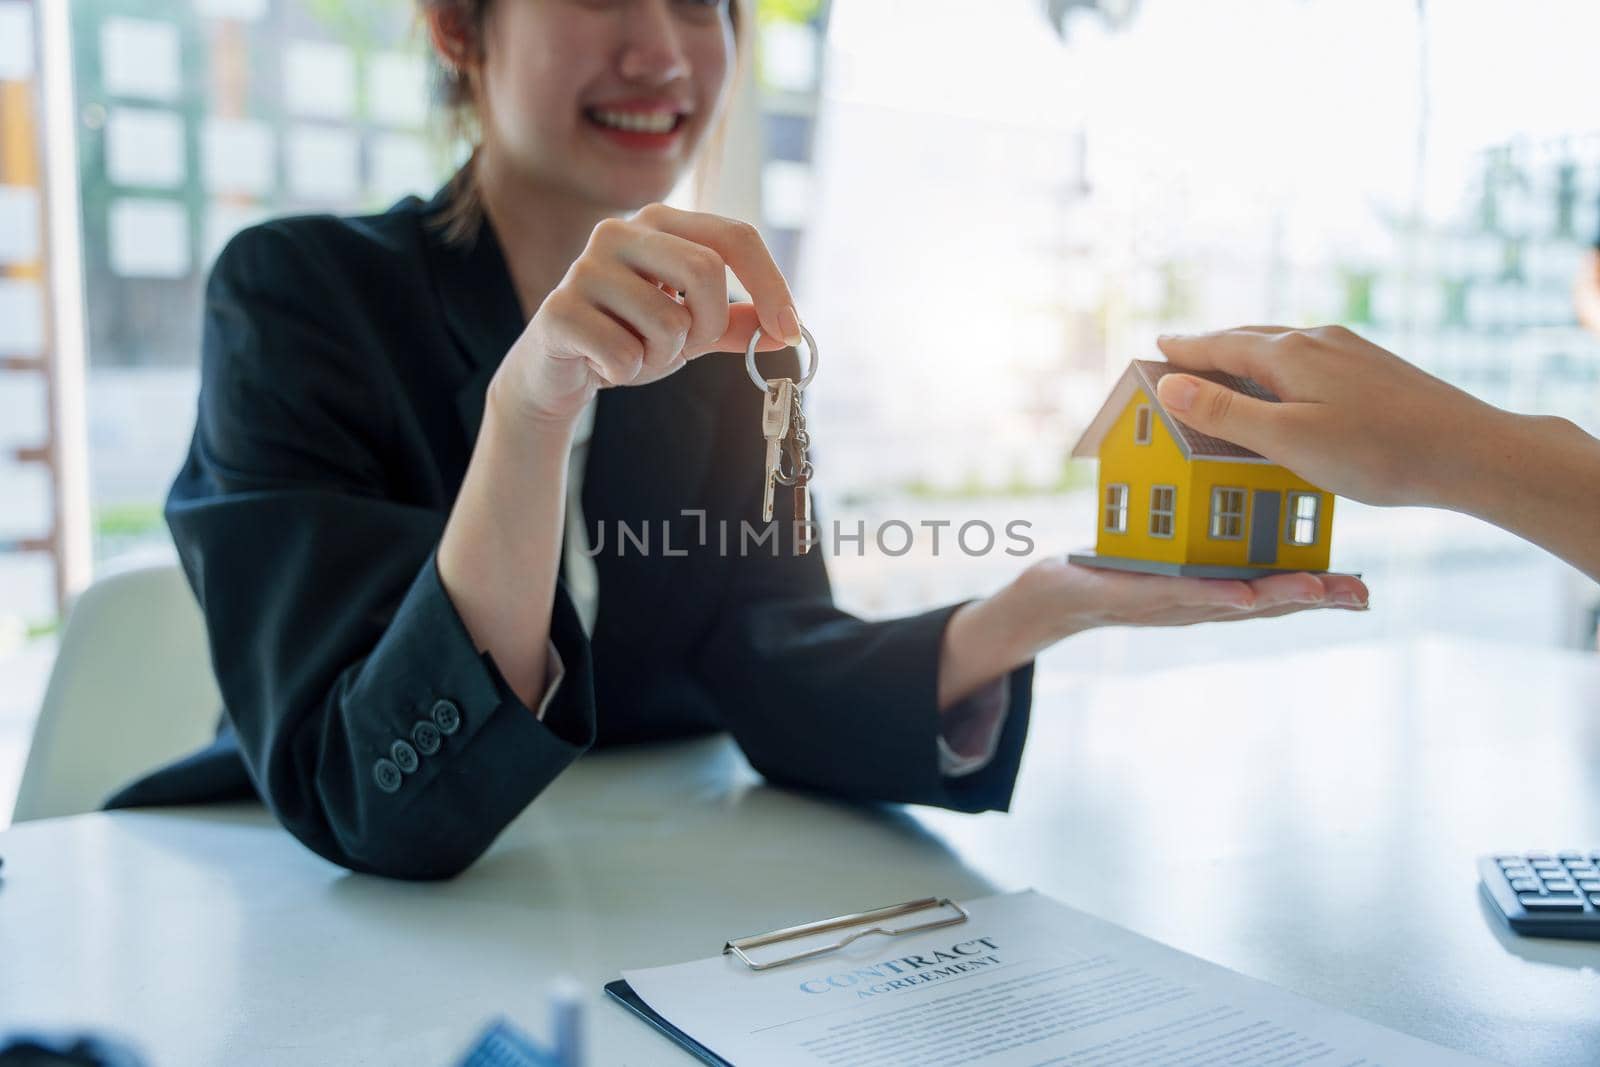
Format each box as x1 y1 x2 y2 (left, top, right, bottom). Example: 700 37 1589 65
745 324 818 552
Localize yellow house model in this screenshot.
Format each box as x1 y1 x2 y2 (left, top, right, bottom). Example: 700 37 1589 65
1067 360 1335 579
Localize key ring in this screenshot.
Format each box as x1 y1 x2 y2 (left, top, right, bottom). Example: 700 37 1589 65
746 324 819 393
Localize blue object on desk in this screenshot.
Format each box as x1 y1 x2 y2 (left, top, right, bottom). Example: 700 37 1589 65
455 1020 567 1067
454 983 583 1067
1479 851 1600 939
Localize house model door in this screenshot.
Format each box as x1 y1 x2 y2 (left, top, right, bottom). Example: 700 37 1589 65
1249 490 1281 565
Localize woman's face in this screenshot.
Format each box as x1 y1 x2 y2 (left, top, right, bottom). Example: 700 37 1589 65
476 0 736 211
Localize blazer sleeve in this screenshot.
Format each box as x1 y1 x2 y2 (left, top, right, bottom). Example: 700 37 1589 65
166 223 595 880
691 354 1034 814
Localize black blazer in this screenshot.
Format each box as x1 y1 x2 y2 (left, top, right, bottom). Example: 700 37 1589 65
107 186 1035 879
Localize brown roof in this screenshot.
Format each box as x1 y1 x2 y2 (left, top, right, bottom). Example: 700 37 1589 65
1069 359 1281 464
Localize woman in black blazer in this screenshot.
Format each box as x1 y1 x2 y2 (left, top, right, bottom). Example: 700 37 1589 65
110 0 1367 878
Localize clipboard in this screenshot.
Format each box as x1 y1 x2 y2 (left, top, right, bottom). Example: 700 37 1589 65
605 896 968 1065
604 979 732 1067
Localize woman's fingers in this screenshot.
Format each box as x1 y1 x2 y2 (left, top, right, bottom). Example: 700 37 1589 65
614 229 731 355
1317 572 1370 607
633 203 801 347
556 299 646 386
710 302 793 360
582 260 694 371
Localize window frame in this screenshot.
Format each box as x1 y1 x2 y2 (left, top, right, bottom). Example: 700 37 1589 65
1284 491 1321 546
1134 404 1152 445
1208 486 1247 540
1148 484 1176 539
1103 483 1129 534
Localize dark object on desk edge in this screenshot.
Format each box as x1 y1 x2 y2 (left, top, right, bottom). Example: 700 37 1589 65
605 980 731 1067
1478 852 1600 940
0 1032 148 1067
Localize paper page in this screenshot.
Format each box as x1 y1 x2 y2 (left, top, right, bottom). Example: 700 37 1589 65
105 107 187 188
368 52 428 129
370 132 433 205
108 198 190 279
194 0 268 21
100 17 181 101
0 278 45 356
0 185 40 265
622 891 1496 1067
0 1 34 81
286 125 359 201
283 40 355 120
202 117 275 197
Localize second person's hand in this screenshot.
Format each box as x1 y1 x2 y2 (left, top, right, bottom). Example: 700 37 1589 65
1152 323 1600 582
1152 325 1504 508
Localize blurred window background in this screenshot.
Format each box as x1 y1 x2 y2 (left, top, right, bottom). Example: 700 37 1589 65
3 0 1600 818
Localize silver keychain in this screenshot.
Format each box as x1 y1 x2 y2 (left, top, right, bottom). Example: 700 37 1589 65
746 325 818 545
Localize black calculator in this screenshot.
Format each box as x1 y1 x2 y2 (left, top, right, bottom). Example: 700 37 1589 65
1478 852 1600 939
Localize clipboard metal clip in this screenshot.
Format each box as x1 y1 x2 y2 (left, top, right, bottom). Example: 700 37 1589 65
723 896 970 972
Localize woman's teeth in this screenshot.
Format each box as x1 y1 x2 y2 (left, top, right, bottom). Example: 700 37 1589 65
588 109 680 134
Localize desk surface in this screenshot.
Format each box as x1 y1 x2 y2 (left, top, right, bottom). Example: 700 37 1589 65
1 638 1597 1067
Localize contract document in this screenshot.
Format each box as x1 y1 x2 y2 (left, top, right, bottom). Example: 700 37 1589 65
612 890 1495 1066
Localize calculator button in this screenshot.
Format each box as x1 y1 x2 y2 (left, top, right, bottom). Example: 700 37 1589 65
1497 856 1526 866
1525 852 1552 861
1501 867 1534 881
1565 867 1598 879
1519 894 1584 911
1509 878 1542 892
1590 894 1600 907
1558 851 1584 861
1531 860 1562 870
1579 881 1600 892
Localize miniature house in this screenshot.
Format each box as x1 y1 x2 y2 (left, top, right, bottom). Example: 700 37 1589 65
1068 360 1334 579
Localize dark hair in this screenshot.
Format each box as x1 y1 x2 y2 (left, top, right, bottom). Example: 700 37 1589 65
420 0 748 245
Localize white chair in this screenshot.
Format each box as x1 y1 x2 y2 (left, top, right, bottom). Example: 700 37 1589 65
13 560 221 822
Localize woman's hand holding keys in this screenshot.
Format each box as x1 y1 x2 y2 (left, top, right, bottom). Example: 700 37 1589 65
492 202 802 429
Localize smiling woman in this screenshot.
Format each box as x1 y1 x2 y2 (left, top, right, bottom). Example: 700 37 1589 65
102 0 1363 880
423 0 745 242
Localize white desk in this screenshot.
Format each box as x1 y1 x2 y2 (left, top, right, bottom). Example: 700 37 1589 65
1 638 1597 1066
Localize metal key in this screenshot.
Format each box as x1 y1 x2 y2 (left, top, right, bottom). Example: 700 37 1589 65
784 386 814 552
761 378 794 522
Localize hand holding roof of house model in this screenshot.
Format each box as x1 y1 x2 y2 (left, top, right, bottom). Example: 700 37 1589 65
1152 325 1495 509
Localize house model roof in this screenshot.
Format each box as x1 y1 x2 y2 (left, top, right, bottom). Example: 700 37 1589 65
1070 359 1280 463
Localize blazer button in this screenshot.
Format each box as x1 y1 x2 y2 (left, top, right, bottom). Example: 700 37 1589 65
431 698 461 735
411 720 442 756
390 739 419 774
373 758 403 794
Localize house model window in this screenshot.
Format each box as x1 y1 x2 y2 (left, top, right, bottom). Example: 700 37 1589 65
1149 485 1176 537
1103 484 1129 532
1133 405 1152 444
1286 491 1320 545
1209 487 1246 540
